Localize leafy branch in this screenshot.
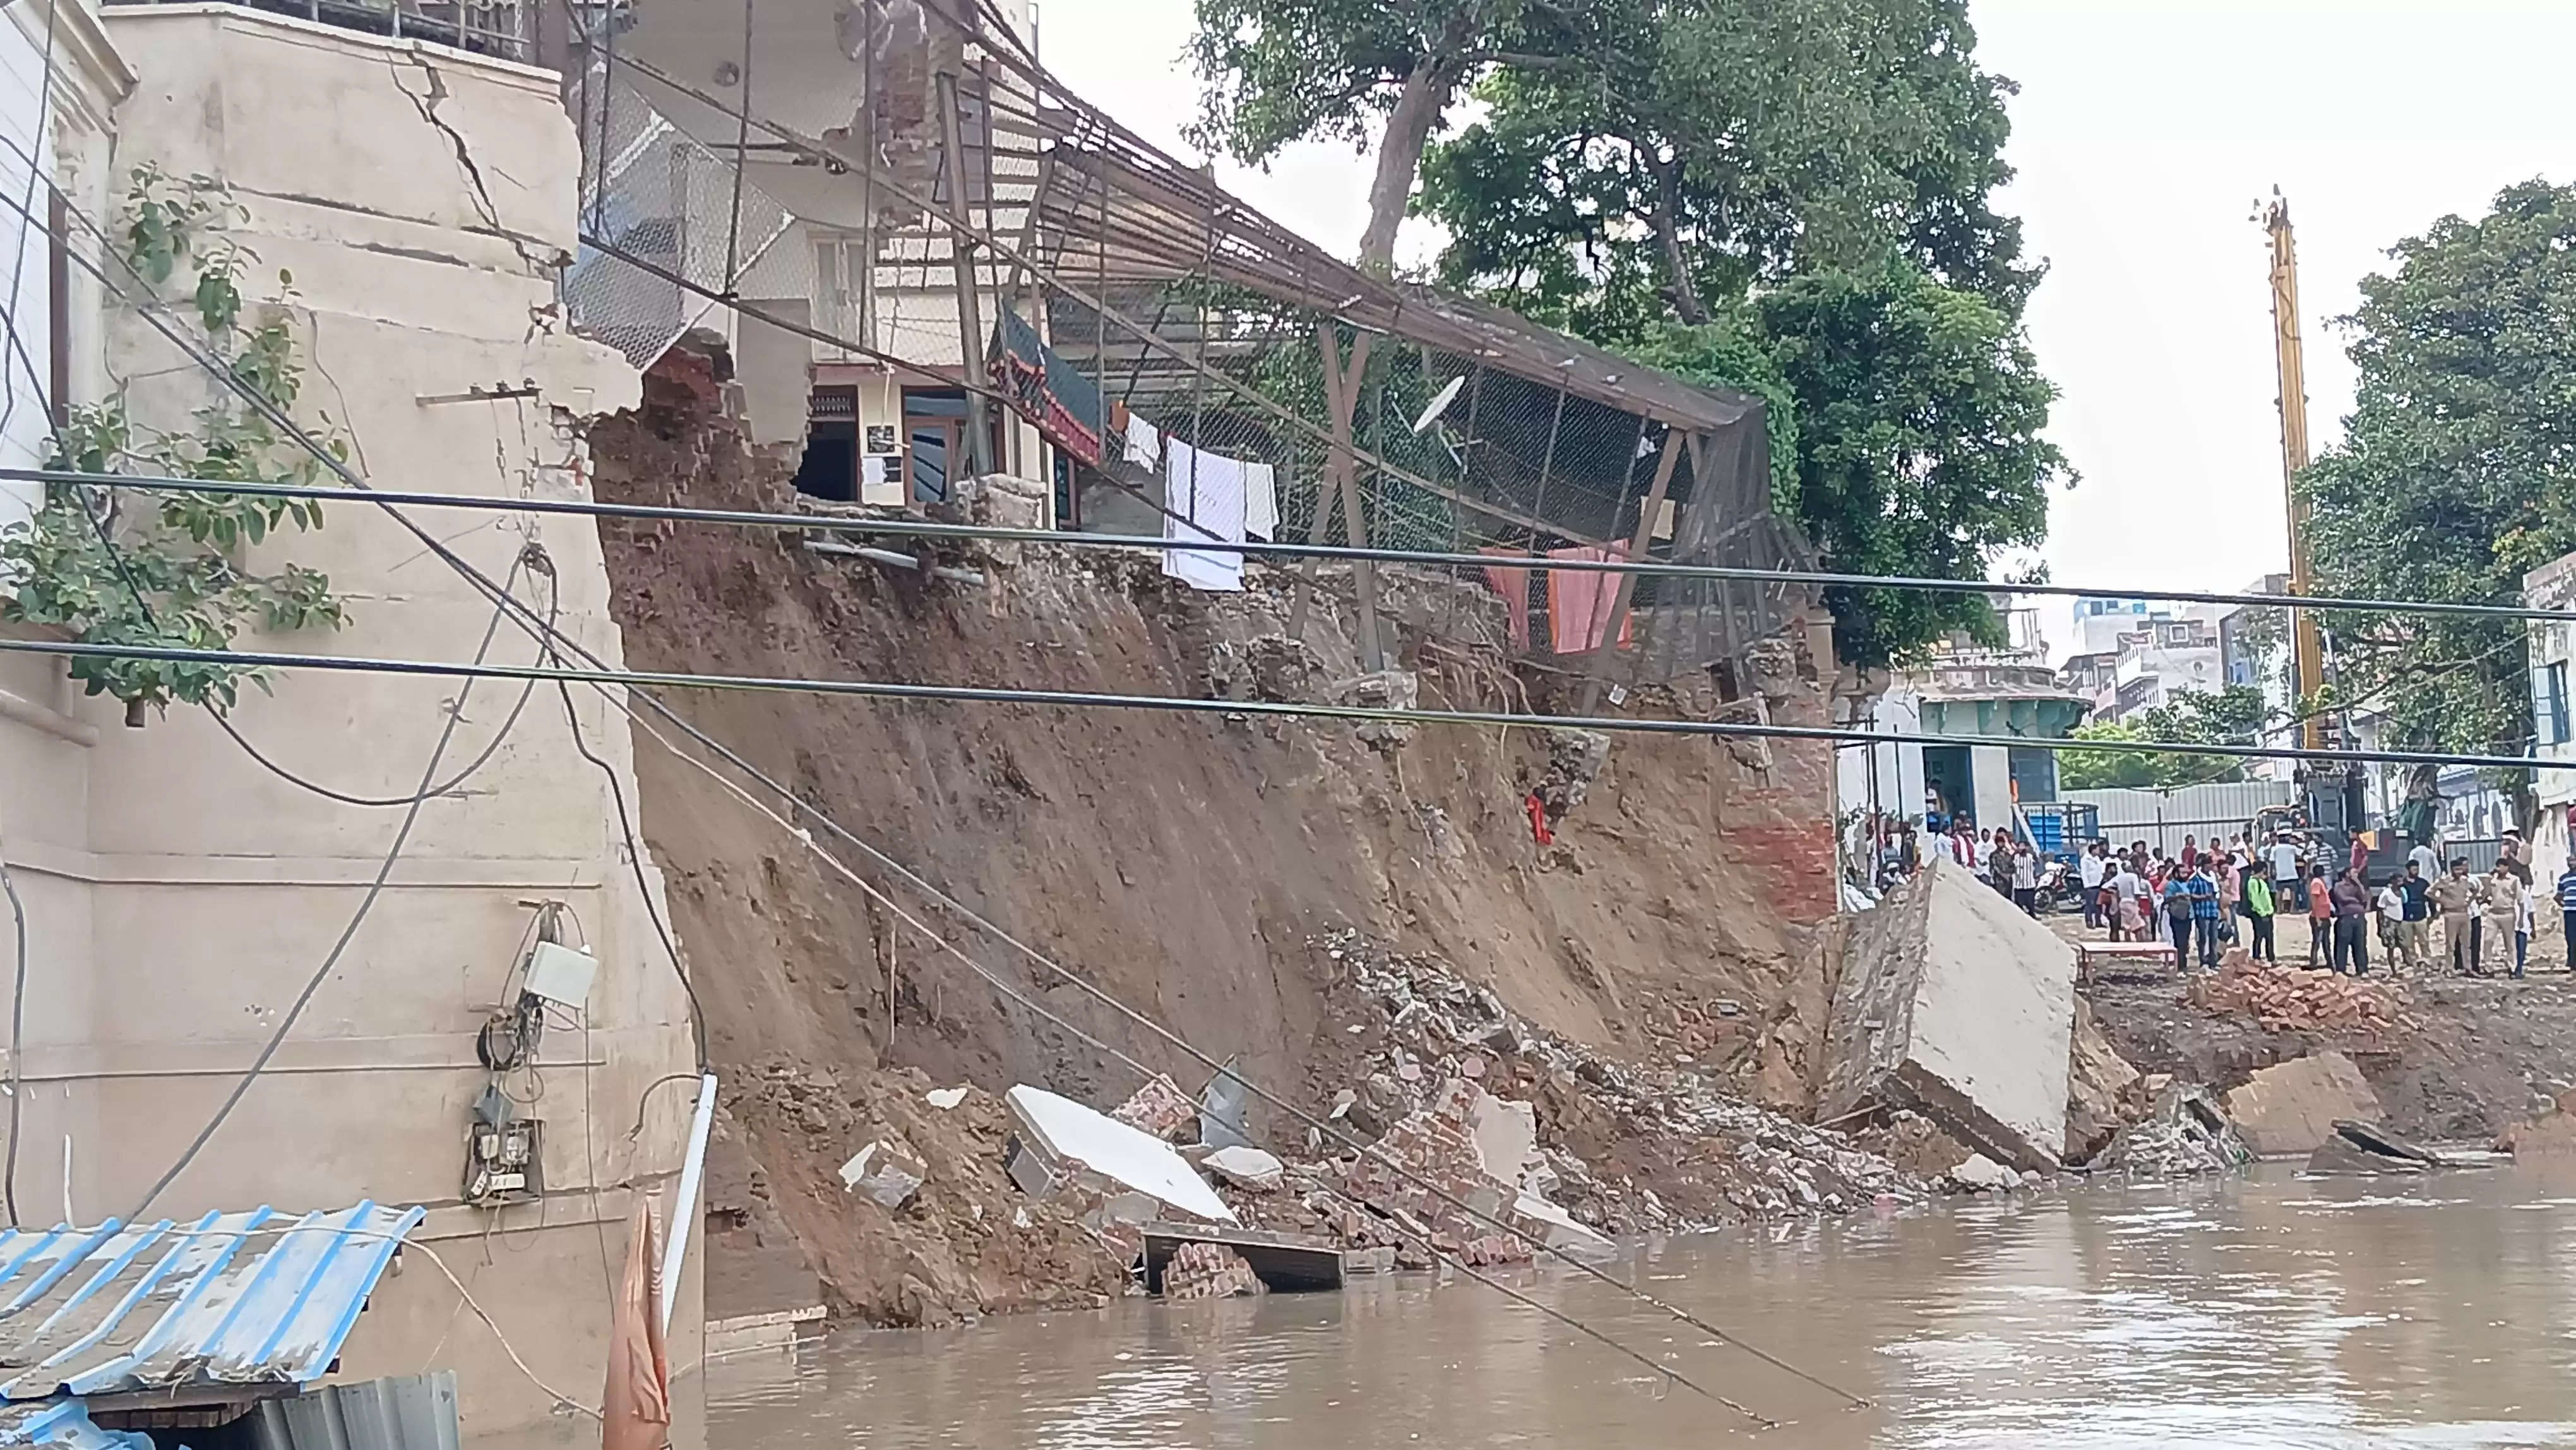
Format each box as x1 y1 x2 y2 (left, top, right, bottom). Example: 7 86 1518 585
0 162 348 717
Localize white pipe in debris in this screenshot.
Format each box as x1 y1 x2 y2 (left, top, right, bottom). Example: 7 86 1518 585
802 536 987 587
658 1072 719 1334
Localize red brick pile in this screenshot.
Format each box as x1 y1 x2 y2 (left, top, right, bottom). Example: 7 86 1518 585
2187 954 2407 1040
1162 1241 1262 1300
1107 1073 1198 1141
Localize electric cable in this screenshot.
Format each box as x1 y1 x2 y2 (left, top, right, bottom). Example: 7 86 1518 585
127 551 538 1218
554 669 709 1075
15 466 2576 626
0 632 2567 776
206 577 554 808
622 707 1779 1424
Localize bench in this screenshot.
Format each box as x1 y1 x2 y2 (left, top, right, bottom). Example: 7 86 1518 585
2077 939 2185 984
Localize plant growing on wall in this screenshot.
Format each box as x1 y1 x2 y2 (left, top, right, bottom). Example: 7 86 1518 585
0 163 347 719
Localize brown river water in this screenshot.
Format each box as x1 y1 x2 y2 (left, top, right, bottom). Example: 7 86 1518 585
706 1163 2576 1448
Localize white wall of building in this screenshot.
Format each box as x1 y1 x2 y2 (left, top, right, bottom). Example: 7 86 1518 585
0 10 700 1441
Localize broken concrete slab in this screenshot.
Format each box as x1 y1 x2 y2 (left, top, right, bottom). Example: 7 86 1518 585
1145 1222 1343 1293
2309 1120 2445 1175
924 1086 969 1110
1005 1085 1237 1224
2222 1051 2385 1158
2065 998 2145 1165
1464 1087 1544 1189
1203 1145 1286 1192
1948 1154 2017 1192
837 1138 926 1208
1821 855 2076 1173
1508 1194 1616 1263
2096 1083 2252 1177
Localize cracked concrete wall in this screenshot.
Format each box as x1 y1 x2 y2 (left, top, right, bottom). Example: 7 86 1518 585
0 8 700 1443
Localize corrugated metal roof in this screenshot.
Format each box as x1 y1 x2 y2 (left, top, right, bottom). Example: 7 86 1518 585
0 1401 150 1450
0 1202 425 1405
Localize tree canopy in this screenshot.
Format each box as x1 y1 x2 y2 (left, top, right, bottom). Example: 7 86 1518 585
1188 0 2066 668
2058 687 2271 791
2301 179 2576 784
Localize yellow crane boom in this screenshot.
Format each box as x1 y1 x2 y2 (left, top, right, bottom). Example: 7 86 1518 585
2264 190 2329 752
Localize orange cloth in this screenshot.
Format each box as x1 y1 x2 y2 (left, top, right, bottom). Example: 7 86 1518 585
602 1200 672 1450
1546 545 1633 654
1479 548 1534 651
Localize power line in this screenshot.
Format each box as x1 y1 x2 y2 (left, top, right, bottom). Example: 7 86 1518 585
128 552 541 1219
622 705 1796 1422
15 466 2576 626
0 633 2565 774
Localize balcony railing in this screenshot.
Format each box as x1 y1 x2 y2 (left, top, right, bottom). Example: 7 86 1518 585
103 0 535 64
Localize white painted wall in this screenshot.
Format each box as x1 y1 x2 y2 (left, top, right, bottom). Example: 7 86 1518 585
0 3 53 531
0 10 700 1442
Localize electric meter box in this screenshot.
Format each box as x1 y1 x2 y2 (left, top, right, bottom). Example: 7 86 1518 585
523 940 600 1009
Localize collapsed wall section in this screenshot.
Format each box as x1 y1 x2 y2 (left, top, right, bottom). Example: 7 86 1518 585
587 345 1849 1320
1821 856 2077 1171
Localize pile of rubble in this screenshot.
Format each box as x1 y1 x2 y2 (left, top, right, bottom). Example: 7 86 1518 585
2091 1081 2252 1177
2186 953 2407 1041
1307 930 1923 1233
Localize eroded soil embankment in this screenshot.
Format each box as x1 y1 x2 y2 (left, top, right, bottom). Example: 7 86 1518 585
587 352 1853 1324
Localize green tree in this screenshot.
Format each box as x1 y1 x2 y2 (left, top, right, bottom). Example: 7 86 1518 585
1186 0 1585 273
2300 179 2576 815
2059 686 2271 790
1417 0 2032 328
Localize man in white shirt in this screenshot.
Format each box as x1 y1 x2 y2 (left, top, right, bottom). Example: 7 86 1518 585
2376 877 2408 968
2078 841 2109 932
2268 833 2302 902
2105 860 2145 940
2406 836 2440 884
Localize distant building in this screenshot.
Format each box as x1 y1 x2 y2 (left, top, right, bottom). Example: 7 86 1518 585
2058 606 2224 723
2528 550 2576 885
1840 604 2091 839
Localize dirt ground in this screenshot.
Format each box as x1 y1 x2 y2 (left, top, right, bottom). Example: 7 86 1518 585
2041 904 2576 1144
586 347 1862 1324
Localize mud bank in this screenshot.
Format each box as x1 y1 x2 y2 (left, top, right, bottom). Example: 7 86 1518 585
585 347 1857 1325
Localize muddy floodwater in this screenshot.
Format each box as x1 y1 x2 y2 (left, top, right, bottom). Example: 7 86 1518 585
708 1163 2576 1447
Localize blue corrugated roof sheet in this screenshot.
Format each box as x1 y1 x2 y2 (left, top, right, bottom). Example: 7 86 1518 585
0 1401 150 1450
0 1202 426 1404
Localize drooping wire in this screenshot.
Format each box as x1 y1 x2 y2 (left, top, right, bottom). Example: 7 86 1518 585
127 549 541 1218
13 465 2576 628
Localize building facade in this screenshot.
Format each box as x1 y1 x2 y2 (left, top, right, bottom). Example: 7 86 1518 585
0 4 702 1441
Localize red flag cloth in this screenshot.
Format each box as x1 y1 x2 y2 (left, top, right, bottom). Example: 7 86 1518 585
602 1199 671 1450
1526 792 1554 846
1478 548 1533 652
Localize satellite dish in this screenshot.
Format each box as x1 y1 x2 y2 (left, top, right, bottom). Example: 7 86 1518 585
1409 375 1466 434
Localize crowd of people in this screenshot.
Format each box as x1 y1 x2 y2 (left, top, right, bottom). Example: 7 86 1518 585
1866 811 2576 981
2073 828 2573 979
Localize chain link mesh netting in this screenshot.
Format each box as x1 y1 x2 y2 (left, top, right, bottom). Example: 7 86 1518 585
563 0 1817 692
565 73 798 370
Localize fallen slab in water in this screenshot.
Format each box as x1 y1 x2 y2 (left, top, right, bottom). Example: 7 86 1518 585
2308 1119 2447 1175
1006 1085 1239 1223
1142 1222 1345 1293
2225 1052 2386 1158
1821 856 2076 1173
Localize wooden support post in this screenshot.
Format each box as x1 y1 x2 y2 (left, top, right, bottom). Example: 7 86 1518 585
934 69 994 479
1578 426 1686 713
1294 322 1384 671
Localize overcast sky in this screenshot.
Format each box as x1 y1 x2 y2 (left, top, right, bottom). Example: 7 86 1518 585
1037 1 2575 649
